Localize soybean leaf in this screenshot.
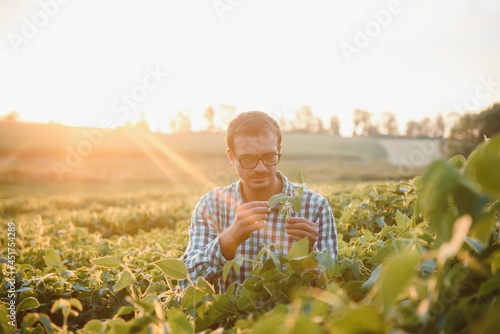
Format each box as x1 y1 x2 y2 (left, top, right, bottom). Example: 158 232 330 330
154 259 188 280
330 306 385 333
17 297 40 313
69 298 83 312
289 196 302 213
31 324 45 334
90 256 122 269
361 264 382 291
114 270 133 292
449 154 467 170
44 249 61 269
223 260 233 282
113 306 135 318
287 237 309 259
196 276 215 294
395 211 410 229
269 193 286 208
296 168 304 184
84 320 106 332
374 251 420 314
466 134 500 196
290 256 318 273
168 307 194 334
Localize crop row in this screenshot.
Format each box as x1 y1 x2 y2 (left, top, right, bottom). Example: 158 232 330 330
1 135 499 333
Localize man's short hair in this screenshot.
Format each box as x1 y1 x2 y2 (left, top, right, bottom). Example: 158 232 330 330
226 111 282 152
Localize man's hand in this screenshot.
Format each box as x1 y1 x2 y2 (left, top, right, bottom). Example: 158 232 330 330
220 201 270 260
285 217 318 252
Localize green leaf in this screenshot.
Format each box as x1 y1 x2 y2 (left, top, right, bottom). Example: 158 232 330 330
37 314 54 332
223 260 233 282
168 307 194 334
269 193 286 208
290 255 318 273
289 196 302 213
17 297 40 313
154 258 188 280
478 277 500 297
44 249 62 269
252 312 288 334
21 313 40 330
465 237 485 254
375 251 420 314
296 168 304 184
51 298 70 315
419 160 460 213
469 201 500 245
287 237 309 259
368 245 393 265
114 270 133 292
330 306 385 333
69 298 83 312
90 256 122 269
84 319 105 332
361 264 381 291
395 211 410 229
196 276 215 294
113 306 135 317
213 294 234 314
418 160 461 241
466 134 500 196
449 154 467 169
31 324 45 334
182 286 205 309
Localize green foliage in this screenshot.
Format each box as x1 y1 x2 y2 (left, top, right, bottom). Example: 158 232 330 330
269 169 305 219
1 137 499 333
443 102 500 158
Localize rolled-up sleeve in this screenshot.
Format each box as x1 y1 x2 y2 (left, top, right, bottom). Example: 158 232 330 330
314 198 338 262
179 195 228 289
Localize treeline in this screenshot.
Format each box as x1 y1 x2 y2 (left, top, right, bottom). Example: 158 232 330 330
167 106 451 139
2 103 500 159
167 104 500 159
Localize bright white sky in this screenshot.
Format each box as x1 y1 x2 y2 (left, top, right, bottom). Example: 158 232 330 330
1 0 499 135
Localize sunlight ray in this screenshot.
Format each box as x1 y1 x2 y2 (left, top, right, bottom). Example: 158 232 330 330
131 128 217 188
124 127 188 190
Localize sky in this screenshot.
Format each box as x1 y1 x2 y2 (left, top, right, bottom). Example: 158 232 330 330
1 0 500 136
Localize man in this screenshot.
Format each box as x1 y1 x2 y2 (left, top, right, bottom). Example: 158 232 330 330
180 111 337 292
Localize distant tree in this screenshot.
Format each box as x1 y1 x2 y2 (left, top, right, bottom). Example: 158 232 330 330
1 111 19 122
169 110 192 133
292 106 323 133
134 112 150 131
406 120 421 138
434 114 445 138
218 104 237 131
352 109 372 136
443 103 500 158
204 106 216 133
380 112 399 137
329 115 340 136
418 117 433 137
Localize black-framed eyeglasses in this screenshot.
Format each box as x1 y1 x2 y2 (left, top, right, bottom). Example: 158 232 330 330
229 150 281 169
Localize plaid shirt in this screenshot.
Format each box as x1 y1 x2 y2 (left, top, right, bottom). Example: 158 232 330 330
180 172 338 292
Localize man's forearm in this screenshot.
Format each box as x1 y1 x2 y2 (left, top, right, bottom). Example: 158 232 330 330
219 230 239 260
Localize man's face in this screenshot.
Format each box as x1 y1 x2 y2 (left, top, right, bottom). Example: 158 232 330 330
228 132 281 192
